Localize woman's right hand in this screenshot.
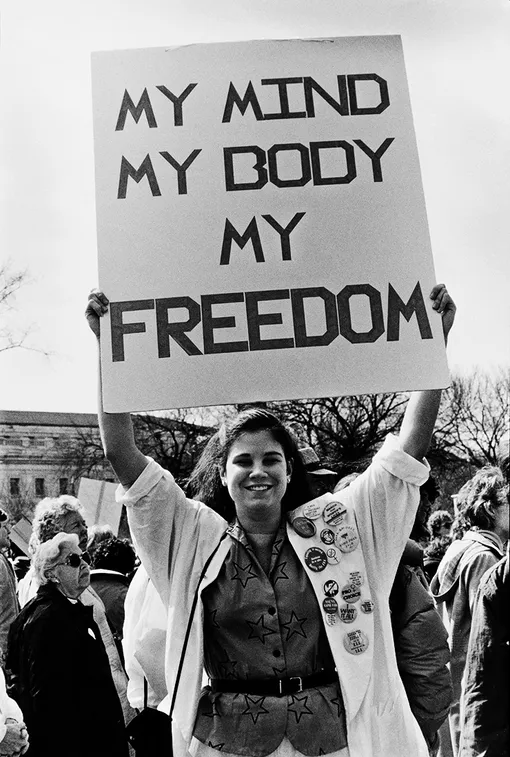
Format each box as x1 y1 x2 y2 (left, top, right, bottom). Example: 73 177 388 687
85 289 109 340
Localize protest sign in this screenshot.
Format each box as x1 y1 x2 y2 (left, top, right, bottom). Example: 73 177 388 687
91 35 450 412
77 477 121 534
10 516 33 556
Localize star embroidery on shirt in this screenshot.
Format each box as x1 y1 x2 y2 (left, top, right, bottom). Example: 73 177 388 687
272 561 289 583
246 614 276 644
281 611 308 641
207 741 225 751
330 696 343 718
207 608 220 629
203 700 222 718
231 561 258 587
242 695 269 724
271 537 284 556
319 749 326 755
217 648 238 679
288 693 313 723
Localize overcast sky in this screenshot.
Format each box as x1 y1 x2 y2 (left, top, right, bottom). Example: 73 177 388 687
1 0 509 413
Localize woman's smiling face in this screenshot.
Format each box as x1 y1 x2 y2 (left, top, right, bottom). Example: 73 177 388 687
222 430 291 527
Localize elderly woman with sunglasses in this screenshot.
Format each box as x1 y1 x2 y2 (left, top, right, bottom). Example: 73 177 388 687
6 533 128 757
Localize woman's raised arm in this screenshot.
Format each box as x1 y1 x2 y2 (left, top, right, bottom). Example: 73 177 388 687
86 290 148 488
399 283 456 461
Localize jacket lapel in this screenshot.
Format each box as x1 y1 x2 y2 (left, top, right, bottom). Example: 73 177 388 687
287 493 374 723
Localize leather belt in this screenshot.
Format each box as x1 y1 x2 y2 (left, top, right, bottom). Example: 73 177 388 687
210 670 337 697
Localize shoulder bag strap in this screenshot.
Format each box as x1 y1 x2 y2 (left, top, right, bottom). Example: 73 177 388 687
169 531 228 719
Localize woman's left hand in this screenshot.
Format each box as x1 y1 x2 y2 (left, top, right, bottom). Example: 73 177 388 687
430 283 456 342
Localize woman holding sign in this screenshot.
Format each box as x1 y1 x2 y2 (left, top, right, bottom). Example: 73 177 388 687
86 283 455 757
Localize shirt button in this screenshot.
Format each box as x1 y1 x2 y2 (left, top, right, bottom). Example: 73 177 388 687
268 606 276 615
273 649 281 657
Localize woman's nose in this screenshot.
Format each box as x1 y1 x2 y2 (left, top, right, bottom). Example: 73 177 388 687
249 460 265 477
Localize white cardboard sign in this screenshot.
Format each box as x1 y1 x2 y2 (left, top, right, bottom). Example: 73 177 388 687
77 478 122 534
92 35 450 412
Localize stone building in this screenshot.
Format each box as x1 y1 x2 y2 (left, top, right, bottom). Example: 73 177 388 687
0 410 112 519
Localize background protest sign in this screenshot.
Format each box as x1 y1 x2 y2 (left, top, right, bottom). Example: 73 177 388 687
91 35 450 412
77 477 122 534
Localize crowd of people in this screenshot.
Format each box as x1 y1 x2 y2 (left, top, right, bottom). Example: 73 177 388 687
0 284 507 757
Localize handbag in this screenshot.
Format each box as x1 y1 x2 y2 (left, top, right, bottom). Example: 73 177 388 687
126 533 227 757
126 678 173 756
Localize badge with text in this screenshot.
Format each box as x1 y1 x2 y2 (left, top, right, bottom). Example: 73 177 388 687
323 501 348 527
343 629 369 655
292 517 316 538
323 597 339 614
303 501 324 520
339 604 358 623
341 583 362 604
335 525 359 553
305 547 328 572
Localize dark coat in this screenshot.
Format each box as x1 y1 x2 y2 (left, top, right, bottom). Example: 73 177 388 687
90 569 129 640
6 582 128 757
459 552 509 757
391 541 453 752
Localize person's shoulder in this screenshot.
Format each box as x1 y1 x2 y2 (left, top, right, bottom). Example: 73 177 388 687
477 554 509 598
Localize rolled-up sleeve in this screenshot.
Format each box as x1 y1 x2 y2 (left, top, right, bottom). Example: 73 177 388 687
347 434 430 592
117 457 226 605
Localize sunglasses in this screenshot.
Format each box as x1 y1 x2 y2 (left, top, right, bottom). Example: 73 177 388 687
57 552 90 568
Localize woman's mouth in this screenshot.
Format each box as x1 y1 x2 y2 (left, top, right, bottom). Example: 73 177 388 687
246 484 271 491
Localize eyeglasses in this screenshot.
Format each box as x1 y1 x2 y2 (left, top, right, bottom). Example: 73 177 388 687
56 553 89 569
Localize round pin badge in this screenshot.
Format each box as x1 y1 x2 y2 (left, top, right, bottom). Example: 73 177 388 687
304 547 328 572
339 604 357 623
323 500 348 526
291 517 316 538
320 528 335 545
325 613 339 626
343 629 369 655
341 583 361 604
348 571 364 587
322 597 338 614
334 525 359 553
360 599 375 614
326 547 340 565
303 501 323 520
323 579 339 597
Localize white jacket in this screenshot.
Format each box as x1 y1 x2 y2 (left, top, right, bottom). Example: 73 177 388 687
0 665 23 744
119 434 430 757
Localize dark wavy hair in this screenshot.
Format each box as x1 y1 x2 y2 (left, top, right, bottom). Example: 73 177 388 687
452 465 508 538
91 536 137 576
186 407 312 522
427 509 453 539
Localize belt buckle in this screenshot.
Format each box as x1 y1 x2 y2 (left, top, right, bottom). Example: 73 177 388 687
288 676 303 694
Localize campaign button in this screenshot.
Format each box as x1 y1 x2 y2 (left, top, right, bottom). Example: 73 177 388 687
360 599 375 614
339 604 357 623
341 584 361 604
304 547 328 572
343 629 369 655
326 547 340 565
292 517 316 538
303 501 323 520
322 597 338 614
323 501 347 526
334 525 359 553
348 571 364 587
320 528 335 545
323 579 339 597
325 613 339 626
